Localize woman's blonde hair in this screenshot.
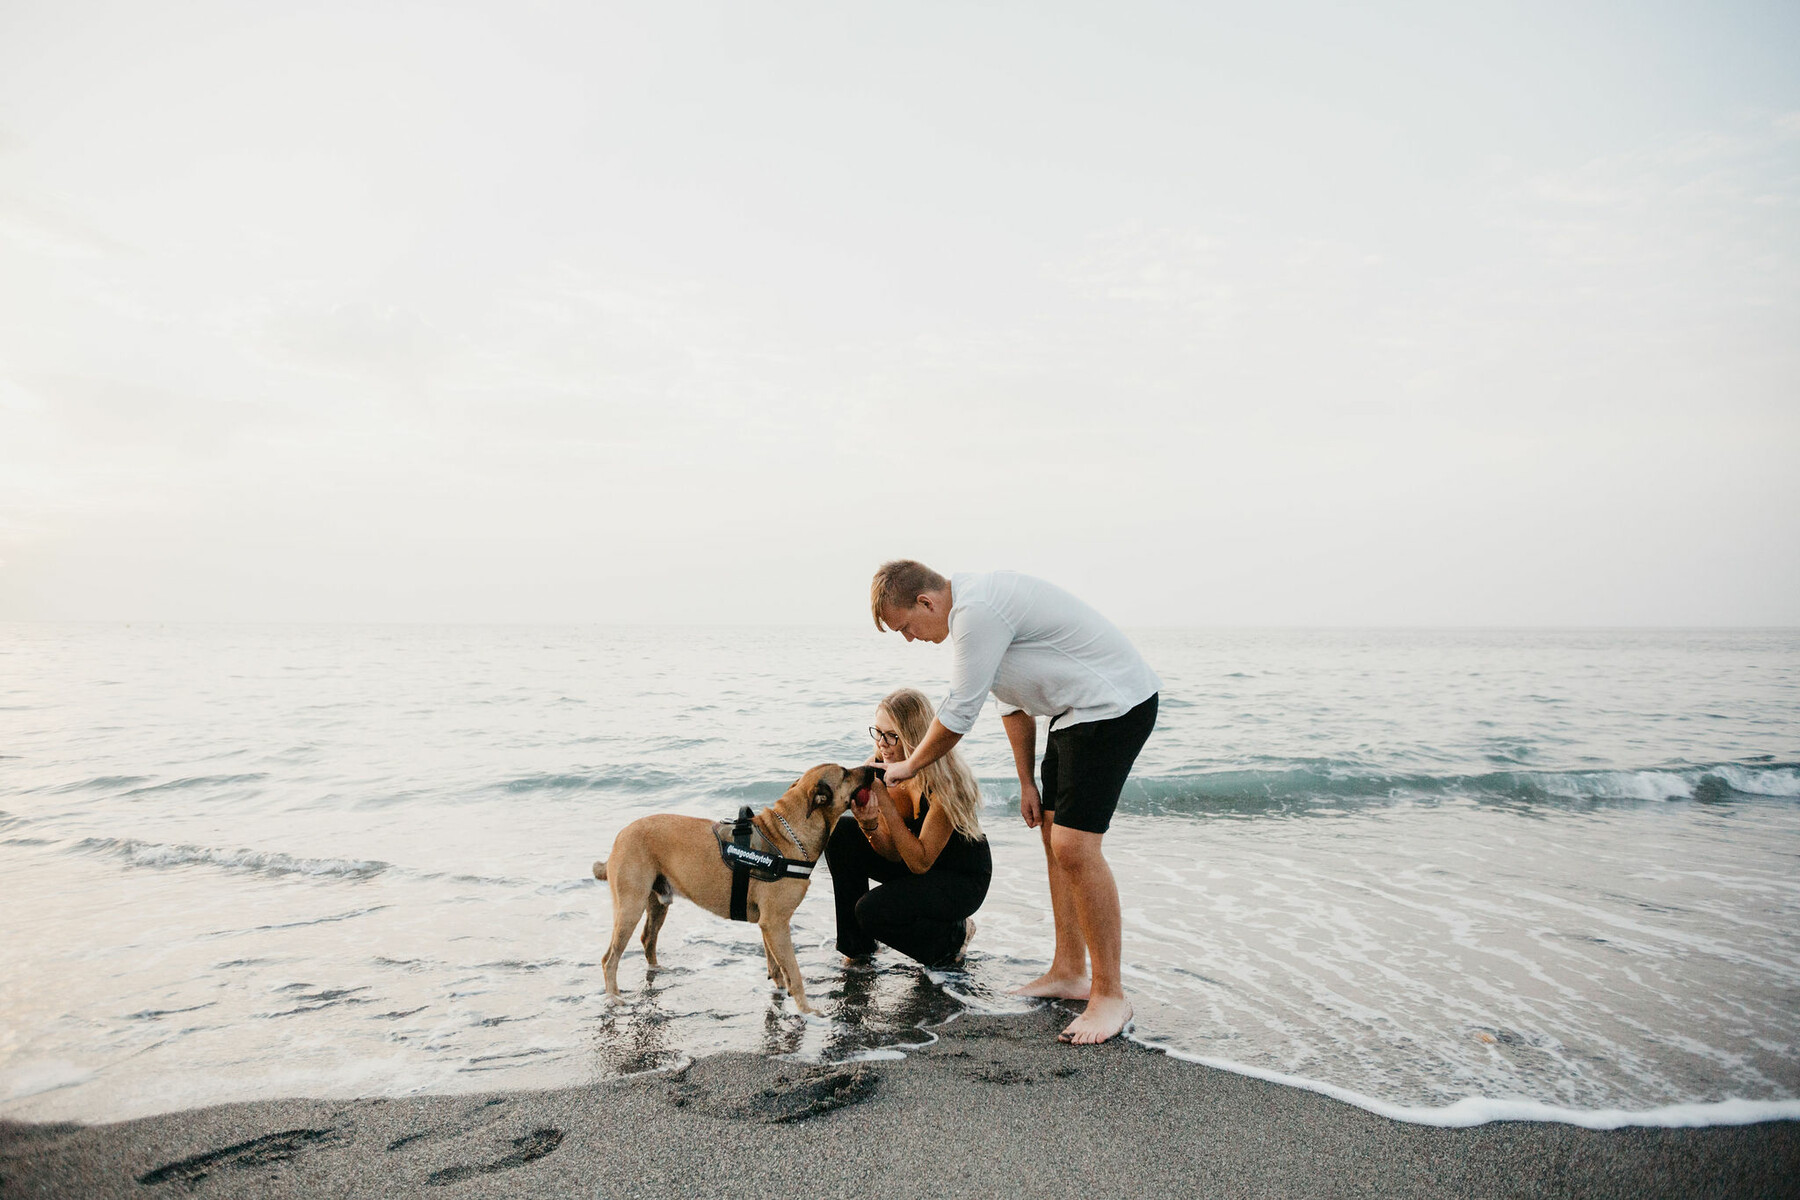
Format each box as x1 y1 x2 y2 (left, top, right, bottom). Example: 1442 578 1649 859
879 687 984 842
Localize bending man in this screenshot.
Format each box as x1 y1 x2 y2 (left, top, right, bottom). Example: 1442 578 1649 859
869 561 1159 1044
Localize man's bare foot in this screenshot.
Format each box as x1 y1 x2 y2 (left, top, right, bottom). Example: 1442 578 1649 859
1009 972 1091 999
1059 996 1133 1044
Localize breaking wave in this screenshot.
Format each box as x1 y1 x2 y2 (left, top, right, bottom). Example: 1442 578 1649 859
50 775 153 793
495 769 686 793
491 761 1800 817
1072 761 1800 818
120 773 269 796
69 837 389 880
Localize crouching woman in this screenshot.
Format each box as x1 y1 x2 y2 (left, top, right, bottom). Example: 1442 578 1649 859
828 687 991 967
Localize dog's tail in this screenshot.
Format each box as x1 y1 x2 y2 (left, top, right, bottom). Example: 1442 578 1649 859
592 859 607 881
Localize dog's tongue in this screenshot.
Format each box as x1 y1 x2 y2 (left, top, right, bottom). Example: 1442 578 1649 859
854 787 872 804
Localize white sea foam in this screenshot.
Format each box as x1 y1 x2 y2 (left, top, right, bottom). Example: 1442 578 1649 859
933 982 1035 1016
1536 770 1697 801
1713 764 1800 796
1141 1040 1800 1128
842 1047 908 1062
1 1060 96 1103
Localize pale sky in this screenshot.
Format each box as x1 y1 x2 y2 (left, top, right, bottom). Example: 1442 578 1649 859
2 1 1796 625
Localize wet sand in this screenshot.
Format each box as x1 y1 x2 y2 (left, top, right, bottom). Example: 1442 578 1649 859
3 1007 1796 1199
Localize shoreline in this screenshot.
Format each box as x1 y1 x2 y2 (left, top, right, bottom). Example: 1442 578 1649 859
1131 1037 1800 1131
4 1007 1795 1200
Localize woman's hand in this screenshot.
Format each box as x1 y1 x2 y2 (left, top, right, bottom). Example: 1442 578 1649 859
1019 781 1043 829
851 772 884 831
870 774 900 816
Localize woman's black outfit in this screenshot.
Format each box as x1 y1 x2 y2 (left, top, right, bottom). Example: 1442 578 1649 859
826 793 991 968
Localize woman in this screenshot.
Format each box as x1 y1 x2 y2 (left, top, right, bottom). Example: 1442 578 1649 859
827 687 992 968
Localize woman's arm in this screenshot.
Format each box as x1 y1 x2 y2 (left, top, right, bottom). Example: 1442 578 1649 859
854 776 916 862
871 777 954 874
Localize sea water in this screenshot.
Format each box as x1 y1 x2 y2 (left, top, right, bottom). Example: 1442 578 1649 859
2 624 1797 1127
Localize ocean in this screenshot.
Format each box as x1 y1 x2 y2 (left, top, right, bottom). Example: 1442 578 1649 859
3 623 1797 1128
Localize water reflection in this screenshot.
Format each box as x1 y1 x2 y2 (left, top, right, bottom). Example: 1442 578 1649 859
588 973 682 1075
761 1002 805 1057
817 961 964 1060
584 953 973 1076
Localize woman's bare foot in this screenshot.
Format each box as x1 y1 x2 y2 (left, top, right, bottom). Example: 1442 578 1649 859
1008 972 1091 999
951 918 977 964
1059 996 1133 1044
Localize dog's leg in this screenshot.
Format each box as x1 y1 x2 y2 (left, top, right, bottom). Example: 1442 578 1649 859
603 868 654 998
641 885 670 968
761 920 812 1013
760 926 783 985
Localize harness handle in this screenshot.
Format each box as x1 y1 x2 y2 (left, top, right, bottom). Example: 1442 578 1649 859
729 805 755 920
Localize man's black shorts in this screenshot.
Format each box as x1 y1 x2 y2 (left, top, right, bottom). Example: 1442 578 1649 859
1040 693 1158 835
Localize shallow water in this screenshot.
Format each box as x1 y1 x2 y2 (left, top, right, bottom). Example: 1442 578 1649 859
2 624 1797 1125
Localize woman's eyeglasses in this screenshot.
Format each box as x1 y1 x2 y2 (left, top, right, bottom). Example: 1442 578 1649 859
868 727 902 748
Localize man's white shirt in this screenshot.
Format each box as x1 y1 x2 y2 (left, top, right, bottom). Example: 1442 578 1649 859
935 571 1161 735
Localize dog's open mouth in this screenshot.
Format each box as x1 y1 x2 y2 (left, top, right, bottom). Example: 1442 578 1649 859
852 787 875 813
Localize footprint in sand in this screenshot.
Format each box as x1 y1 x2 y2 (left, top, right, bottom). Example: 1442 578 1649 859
138 1126 345 1188
424 1127 565 1186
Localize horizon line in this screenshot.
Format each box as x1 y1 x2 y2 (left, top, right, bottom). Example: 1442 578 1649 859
3 619 1796 632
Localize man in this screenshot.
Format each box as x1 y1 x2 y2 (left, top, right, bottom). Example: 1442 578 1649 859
869 560 1159 1044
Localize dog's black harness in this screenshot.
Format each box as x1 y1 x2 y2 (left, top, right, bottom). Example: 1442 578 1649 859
718 805 815 922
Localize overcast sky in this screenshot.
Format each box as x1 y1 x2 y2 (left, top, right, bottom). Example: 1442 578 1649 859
2 1 1796 625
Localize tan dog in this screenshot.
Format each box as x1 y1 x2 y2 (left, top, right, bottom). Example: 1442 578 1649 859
592 763 875 1013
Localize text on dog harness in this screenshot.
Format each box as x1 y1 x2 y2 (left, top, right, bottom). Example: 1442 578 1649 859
718 805 815 921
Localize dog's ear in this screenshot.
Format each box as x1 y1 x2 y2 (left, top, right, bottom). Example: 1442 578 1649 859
809 777 835 814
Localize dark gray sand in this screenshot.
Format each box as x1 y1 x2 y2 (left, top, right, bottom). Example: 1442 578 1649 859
4 1008 1796 1199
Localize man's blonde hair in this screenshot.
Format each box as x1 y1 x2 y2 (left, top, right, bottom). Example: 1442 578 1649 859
869 560 948 631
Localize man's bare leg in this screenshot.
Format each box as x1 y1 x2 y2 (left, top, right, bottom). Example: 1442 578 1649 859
1048 823 1131 1043
1010 811 1091 998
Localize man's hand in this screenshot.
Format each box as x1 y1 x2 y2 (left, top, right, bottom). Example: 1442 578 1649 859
883 757 918 786
1019 781 1043 829
1001 711 1040 828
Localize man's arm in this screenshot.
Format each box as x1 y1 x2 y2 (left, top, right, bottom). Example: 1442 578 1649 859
927 602 1011 741
885 599 1007 786
1002 709 1043 828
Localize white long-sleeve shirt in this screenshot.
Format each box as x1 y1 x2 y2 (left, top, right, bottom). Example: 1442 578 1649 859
936 571 1161 735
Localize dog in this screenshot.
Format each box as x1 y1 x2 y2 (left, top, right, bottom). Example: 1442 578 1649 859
592 763 876 1013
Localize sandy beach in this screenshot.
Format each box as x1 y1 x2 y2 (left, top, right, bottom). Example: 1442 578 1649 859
4 1006 1795 1199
